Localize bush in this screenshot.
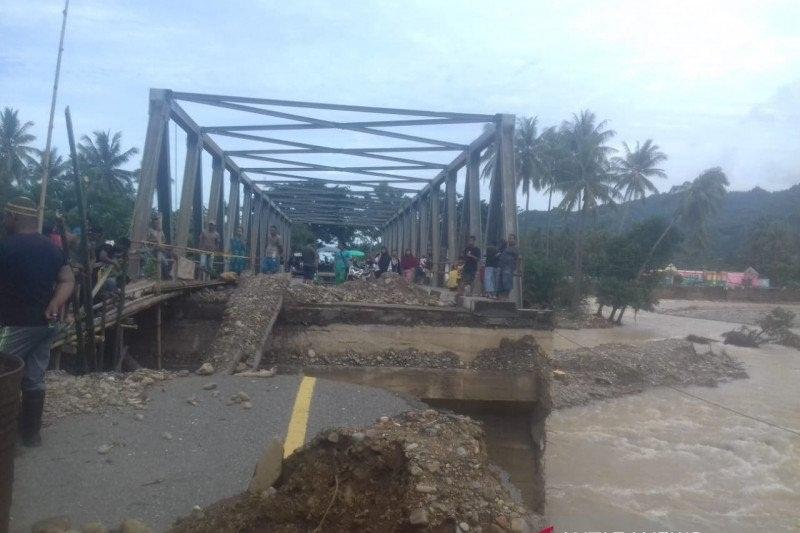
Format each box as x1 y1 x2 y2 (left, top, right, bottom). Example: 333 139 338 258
722 326 762 347
522 255 572 308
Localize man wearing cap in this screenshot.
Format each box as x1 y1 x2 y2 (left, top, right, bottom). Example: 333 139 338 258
0 197 75 447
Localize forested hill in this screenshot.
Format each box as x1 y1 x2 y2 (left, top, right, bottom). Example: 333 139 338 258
518 183 800 271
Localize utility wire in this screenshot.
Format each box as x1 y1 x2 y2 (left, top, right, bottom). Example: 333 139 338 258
551 329 800 438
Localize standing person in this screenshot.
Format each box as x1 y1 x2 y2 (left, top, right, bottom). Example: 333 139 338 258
198 221 220 275
483 244 499 299
390 250 401 274
261 225 283 274
333 242 350 285
229 227 247 274
146 214 172 279
375 246 391 278
400 248 419 283
0 198 75 447
461 236 481 296
497 234 520 300
301 239 318 284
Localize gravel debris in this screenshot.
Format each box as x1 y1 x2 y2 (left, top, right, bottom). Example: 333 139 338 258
551 338 748 408
285 272 440 307
44 369 180 421
169 410 544 532
204 273 289 370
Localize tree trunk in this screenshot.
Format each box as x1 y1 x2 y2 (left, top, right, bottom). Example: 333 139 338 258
595 304 604 317
571 195 586 310
609 306 618 322
545 189 553 259
525 191 530 212
615 306 627 324
636 213 678 280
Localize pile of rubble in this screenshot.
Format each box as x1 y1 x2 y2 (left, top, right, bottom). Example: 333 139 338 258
272 336 552 375
550 338 748 408
204 274 289 371
44 368 179 420
274 347 463 369
285 273 440 306
170 410 544 532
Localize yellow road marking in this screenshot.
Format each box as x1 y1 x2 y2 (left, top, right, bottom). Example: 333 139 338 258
284 376 316 457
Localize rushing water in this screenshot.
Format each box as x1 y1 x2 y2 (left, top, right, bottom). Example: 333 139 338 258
545 331 800 532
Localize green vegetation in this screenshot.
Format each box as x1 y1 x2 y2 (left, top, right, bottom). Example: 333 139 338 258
0 106 138 240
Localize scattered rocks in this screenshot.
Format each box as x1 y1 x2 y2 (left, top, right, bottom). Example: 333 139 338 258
44 369 179 421
202 382 218 390
133 413 144 421
196 363 215 376
248 438 284 493
234 368 277 378
161 432 173 441
230 391 250 403
96 444 113 455
408 508 429 526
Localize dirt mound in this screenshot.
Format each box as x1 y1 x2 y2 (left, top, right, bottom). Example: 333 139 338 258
286 274 439 306
469 336 551 373
169 411 543 533
205 274 288 370
551 339 748 408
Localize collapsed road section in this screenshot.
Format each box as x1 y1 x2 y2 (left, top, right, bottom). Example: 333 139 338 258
122 273 554 519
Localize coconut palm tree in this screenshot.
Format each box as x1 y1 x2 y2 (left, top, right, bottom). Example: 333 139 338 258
555 110 616 308
515 117 544 211
480 117 550 210
637 167 729 278
0 107 37 191
612 139 667 230
78 131 139 193
28 148 69 184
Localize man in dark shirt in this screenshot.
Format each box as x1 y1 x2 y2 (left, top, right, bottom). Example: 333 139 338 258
461 236 481 296
497 233 520 300
0 197 74 446
300 239 318 284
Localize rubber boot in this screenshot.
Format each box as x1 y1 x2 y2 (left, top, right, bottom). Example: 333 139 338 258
19 389 45 447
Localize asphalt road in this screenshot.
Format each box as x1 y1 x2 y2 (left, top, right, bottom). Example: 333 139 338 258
10 374 415 532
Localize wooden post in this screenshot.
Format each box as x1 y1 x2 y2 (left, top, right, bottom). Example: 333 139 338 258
445 170 457 265
497 114 521 306
430 183 441 286
174 132 202 251
131 90 170 270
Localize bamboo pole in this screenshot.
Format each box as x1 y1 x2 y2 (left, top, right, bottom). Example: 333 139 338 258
37 0 70 231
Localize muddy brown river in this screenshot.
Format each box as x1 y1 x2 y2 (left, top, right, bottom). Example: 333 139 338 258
545 303 800 532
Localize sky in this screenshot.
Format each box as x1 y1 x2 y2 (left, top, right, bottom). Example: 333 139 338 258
2 0 799 211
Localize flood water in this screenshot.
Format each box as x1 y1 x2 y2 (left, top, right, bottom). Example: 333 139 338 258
545 307 800 532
